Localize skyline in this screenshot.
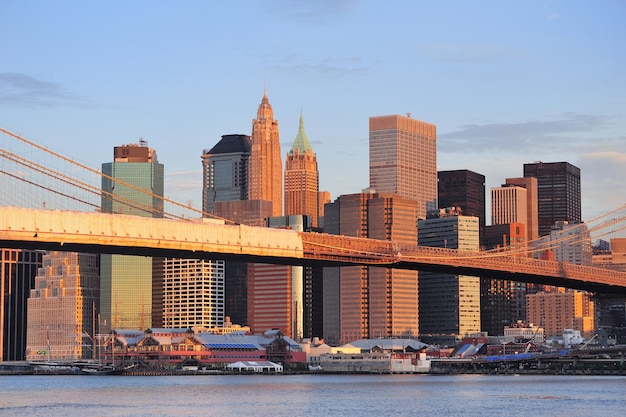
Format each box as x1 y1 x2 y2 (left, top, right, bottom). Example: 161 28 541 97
2 1 625 222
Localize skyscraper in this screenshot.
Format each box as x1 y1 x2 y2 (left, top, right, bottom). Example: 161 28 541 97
201 134 251 215
491 184 528 227
505 177 539 242
418 214 481 346
0 249 43 361
249 90 282 217
323 192 419 345
101 141 164 330
523 162 581 237
284 112 320 227
369 114 437 218
437 170 485 243
163 256 225 328
26 251 99 361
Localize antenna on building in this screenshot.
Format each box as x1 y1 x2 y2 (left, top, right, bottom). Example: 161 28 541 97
406 112 412 118
139 138 147 147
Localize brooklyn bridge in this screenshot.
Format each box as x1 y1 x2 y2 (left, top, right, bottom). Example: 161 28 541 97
2 127 626 295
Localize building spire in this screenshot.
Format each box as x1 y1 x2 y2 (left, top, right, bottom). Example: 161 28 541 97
290 110 313 154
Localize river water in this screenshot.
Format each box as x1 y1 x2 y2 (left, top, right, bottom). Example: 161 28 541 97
1 374 624 416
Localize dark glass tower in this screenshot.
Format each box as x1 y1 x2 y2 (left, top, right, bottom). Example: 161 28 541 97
437 170 486 244
201 134 251 215
0 249 43 361
523 162 581 237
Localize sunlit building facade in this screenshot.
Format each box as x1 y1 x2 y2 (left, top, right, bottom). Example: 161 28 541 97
284 112 320 227
163 257 225 328
323 192 419 345
369 114 437 218
249 90 282 217
101 141 164 330
25 251 99 361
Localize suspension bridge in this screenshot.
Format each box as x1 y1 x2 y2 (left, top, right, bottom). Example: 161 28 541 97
2 127 626 294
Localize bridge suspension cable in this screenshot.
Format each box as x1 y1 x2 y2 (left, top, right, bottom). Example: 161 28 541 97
0 127 235 223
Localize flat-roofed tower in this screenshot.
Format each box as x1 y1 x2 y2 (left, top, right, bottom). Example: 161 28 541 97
369 114 437 218
249 90 282 217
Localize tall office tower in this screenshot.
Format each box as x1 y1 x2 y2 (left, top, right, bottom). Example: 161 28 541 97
369 114 437 219
25 252 99 361
284 112 320 227
201 134 251 215
491 184 528 228
482 223 528 336
248 215 310 339
526 290 595 338
505 177 539 242
323 192 419 345
437 170 485 243
200 135 250 328
523 161 581 237
249 90 283 217
163 257 224 328
213 199 273 326
101 142 164 330
0 249 43 361
417 214 481 346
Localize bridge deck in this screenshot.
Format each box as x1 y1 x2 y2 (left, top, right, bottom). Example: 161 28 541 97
1 207 626 294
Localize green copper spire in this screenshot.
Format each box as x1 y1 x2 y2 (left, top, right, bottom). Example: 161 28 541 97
290 110 313 154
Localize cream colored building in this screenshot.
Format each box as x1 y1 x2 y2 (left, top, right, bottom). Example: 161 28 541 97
26 251 99 361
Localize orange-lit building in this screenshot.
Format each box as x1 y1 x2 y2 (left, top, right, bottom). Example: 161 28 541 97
248 90 282 217
369 114 437 219
526 290 594 338
284 112 320 227
323 192 419 345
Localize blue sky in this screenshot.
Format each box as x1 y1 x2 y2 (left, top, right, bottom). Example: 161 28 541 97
2 0 625 222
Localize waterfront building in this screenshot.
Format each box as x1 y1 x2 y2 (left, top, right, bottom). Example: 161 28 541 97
323 192 419 345
201 134 251 215
25 251 99 361
163 256 225 329
437 170 485 243
523 161 581 237
101 141 164 330
0 249 43 361
369 114 437 218
526 290 594 339
284 112 320 227
417 213 481 346
248 90 283 217
504 177 539 241
503 321 545 344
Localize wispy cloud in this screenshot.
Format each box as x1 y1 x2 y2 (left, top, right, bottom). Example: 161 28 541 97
0 72 95 108
546 13 559 22
268 0 363 22
439 113 610 153
269 55 370 79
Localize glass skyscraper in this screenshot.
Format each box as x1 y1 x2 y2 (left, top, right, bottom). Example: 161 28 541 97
101 141 164 330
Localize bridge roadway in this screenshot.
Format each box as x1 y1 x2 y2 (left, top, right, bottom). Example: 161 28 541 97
1 206 625 294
